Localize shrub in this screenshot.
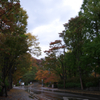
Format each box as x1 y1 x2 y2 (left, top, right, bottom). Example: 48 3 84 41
58 84 63 88
83 77 99 88
66 77 80 83
65 83 81 88
85 82 94 87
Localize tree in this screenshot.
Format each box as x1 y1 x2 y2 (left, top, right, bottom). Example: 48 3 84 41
0 0 20 34
79 0 100 76
0 0 28 96
44 40 67 88
35 69 59 84
79 0 100 38
13 53 32 84
64 51 77 78
62 16 87 90
0 0 41 96
83 37 100 76
22 70 37 85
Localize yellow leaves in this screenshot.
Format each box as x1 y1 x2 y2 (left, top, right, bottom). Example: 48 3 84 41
13 70 23 84
35 70 43 80
25 32 41 57
26 33 38 46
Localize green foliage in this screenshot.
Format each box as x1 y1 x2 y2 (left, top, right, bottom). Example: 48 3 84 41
66 77 80 83
85 82 94 87
58 84 63 88
26 33 41 57
58 81 81 88
58 77 99 89
57 0 100 89
0 1 29 96
83 36 100 74
41 0 100 90
22 70 37 84
65 83 81 88
5 78 9 87
83 77 99 88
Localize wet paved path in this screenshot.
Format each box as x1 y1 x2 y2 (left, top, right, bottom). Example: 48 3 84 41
28 88 100 100
0 83 100 100
0 87 33 100
25 82 100 100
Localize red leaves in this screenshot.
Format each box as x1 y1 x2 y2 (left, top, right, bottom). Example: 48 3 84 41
50 40 62 45
44 50 51 53
61 45 66 48
35 69 59 83
59 32 64 37
63 23 69 27
15 2 20 9
44 39 65 56
0 9 5 16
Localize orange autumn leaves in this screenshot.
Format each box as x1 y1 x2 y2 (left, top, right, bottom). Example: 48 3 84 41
35 70 60 83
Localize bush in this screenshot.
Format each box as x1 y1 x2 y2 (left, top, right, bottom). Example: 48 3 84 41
58 84 63 88
58 82 81 88
65 83 81 88
58 76 100 89
85 82 94 87
85 81 99 88
66 77 80 83
83 77 99 88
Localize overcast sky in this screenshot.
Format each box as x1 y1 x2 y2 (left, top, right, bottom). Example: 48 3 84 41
20 0 83 59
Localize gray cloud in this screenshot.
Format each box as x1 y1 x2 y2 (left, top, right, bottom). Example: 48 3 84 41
21 0 77 30
20 0 83 58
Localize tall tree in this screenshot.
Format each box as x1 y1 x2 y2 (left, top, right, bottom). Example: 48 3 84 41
63 16 86 90
44 40 66 88
79 0 100 76
0 0 28 96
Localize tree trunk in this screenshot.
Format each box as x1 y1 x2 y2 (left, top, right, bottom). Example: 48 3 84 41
1 61 8 97
63 66 66 89
0 82 8 97
3 85 7 97
0 87 3 96
8 69 13 90
79 67 83 90
63 77 66 89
